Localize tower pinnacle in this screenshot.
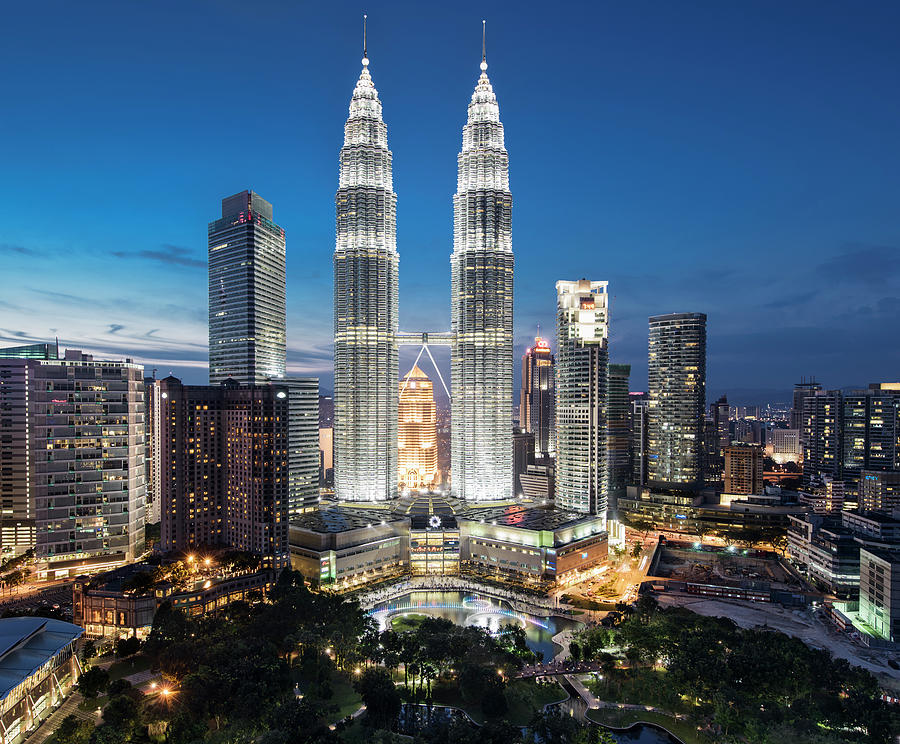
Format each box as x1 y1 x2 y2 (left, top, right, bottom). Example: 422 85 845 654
362 13 368 66
481 20 487 71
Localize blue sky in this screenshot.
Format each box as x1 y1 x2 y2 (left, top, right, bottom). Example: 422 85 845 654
1 0 899 403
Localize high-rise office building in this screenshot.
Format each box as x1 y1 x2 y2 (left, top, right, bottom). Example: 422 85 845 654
607 364 631 504
555 280 609 516
333 52 399 503
512 429 536 497
283 378 320 518
630 392 650 487
158 377 289 569
711 395 730 453
143 377 162 525
0 350 146 570
647 313 707 488
860 470 900 513
519 338 555 463
209 190 286 384
802 390 842 483
451 50 514 502
723 444 764 495
842 389 900 497
792 378 822 432
398 366 438 490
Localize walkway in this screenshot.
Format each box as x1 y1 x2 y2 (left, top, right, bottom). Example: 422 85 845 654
24 692 98 744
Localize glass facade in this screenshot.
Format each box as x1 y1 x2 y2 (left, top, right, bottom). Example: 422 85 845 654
555 280 609 517
451 59 514 502
647 313 707 488
333 57 399 502
208 190 286 385
520 339 555 462
398 366 438 490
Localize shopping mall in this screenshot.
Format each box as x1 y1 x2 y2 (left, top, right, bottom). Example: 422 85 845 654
289 493 607 591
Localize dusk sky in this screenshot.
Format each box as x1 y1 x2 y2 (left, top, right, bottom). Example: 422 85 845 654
2 0 899 403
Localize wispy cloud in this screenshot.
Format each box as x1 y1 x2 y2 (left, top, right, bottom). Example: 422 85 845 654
107 324 125 334
0 243 39 256
763 290 818 309
111 243 204 268
815 242 900 288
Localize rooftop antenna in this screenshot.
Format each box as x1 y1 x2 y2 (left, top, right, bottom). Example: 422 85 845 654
481 19 487 71
362 13 368 66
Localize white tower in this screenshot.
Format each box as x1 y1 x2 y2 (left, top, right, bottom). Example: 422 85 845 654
333 30 399 502
451 24 514 502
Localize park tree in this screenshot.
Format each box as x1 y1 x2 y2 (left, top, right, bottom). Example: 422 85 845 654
116 635 141 658
354 667 401 730
80 639 97 663
77 666 109 698
55 714 93 744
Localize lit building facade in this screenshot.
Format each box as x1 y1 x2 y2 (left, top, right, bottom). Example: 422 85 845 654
802 390 842 483
555 280 609 517
143 377 162 524
208 190 286 384
723 444 764 495
451 53 514 502
841 389 900 498
282 377 320 518
859 547 900 642
630 392 649 487
28 351 146 574
647 313 707 488
519 338 555 462
158 377 289 569
398 365 438 490
860 470 900 513
333 54 399 502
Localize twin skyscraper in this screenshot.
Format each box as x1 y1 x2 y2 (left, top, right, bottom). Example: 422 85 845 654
334 30 514 503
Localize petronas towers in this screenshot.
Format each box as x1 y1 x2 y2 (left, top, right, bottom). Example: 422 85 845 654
333 34 514 503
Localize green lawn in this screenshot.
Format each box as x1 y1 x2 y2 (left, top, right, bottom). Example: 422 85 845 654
79 694 107 714
328 673 364 721
586 707 713 744
391 613 429 632
107 655 152 681
586 669 690 714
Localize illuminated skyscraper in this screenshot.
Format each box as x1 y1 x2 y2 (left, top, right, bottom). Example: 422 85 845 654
520 338 555 462
208 190 286 384
451 39 514 502
647 313 707 488
555 280 609 517
398 365 438 490
333 49 399 502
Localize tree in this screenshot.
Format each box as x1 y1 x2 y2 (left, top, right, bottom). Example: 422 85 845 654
354 667 401 730
568 641 582 661
631 541 643 559
55 714 93 744
80 639 97 663
121 570 155 595
116 635 141 658
101 693 141 731
77 666 109 698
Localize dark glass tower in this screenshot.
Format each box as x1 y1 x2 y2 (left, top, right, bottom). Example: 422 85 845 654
208 191 286 384
520 338 555 463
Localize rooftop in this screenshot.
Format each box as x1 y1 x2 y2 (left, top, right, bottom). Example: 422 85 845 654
457 504 601 532
292 507 406 534
0 617 83 701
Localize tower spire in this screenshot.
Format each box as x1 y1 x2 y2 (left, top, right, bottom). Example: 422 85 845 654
362 13 368 66
481 19 487 71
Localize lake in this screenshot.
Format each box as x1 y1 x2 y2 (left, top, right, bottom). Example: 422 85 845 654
370 589 581 661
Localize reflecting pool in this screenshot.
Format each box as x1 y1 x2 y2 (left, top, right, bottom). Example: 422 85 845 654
370 590 581 660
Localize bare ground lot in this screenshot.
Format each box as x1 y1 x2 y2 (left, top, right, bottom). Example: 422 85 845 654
656 592 900 692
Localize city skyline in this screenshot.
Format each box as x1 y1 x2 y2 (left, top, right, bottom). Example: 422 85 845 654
3 2 900 400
